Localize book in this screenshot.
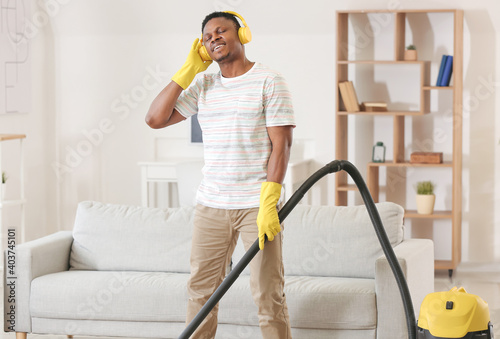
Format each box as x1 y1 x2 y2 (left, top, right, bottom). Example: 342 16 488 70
410 152 443 164
361 102 388 112
338 81 361 112
346 81 360 112
338 81 354 112
439 55 453 86
436 55 448 86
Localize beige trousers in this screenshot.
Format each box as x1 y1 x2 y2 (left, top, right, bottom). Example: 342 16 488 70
186 204 292 339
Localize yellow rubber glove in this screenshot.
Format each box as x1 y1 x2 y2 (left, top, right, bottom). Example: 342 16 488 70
257 182 282 250
171 38 212 90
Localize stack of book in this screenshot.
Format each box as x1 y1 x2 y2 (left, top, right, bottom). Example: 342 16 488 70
436 55 453 86
338 81 360 112
361 102 388 112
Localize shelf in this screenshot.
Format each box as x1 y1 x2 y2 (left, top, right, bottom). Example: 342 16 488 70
337 110 427 116
337 60 425 65
435 260 454 270
405 210 452 219
0 134 26 142
0 135 27 243
336 9 463 272
423 86 454 90
337 9 461 14
367 161 453 168
337 184 358 192
0 199 27 207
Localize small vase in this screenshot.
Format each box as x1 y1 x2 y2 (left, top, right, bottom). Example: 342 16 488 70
1 183 5 201
416 194 435 214
404 50 417 61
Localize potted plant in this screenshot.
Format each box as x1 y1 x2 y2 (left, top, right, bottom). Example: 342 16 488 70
404 44 417 61
415 181 435 214
1 171 6 200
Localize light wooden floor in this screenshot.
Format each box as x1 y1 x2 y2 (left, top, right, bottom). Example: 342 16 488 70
2 263 499 338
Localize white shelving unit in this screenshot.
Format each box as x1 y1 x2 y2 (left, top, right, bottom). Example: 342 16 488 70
0 134 26 244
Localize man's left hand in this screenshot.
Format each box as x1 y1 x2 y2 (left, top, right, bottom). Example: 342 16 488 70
257 182 282 250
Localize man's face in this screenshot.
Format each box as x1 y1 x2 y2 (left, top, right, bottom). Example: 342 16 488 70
202 17 242 63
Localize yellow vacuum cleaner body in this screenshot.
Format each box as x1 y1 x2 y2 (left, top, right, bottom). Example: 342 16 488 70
417 286 494 338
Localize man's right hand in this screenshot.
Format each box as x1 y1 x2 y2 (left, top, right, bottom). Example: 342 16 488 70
171 38 213 90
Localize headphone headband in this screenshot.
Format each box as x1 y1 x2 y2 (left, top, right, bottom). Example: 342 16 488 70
224 11 249 29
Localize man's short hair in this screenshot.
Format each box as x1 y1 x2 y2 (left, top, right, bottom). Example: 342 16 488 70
201 11 241 33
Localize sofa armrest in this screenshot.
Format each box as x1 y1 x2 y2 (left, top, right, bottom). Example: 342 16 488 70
375 238 434 339
4 231 74 333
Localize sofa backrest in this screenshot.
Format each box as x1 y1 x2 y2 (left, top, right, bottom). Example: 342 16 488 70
70 201 193 273
232 202 404 279
70 201 404 278
283 202 404 278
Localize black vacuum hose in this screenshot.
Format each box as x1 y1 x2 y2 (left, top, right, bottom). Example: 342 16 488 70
179 160 416 339
339 160 416 339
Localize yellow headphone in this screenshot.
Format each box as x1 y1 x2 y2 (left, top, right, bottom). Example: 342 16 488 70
199 11 252 62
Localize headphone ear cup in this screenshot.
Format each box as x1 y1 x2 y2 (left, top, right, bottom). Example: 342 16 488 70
238 27 252 44
198 44 212 61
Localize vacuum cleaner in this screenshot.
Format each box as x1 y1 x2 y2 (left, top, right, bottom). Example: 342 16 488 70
178 160 493 339
417 287 494 338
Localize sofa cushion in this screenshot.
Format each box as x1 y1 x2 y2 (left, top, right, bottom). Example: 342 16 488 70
30 270 189 322
70 201 194 272
31 271 375 331
219 275 376 330
281 202 404 278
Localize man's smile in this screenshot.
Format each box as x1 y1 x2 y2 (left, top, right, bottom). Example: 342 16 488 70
213 43 225 52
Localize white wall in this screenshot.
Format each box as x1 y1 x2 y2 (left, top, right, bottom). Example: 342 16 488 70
1 0 499 264
0 0 58 241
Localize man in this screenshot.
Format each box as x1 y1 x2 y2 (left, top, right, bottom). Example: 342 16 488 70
146 11 294 338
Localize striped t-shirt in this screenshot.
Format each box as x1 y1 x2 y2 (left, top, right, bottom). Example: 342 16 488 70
175 63 295 209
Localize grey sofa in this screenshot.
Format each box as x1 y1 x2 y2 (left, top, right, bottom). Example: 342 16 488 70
5 200 434 339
